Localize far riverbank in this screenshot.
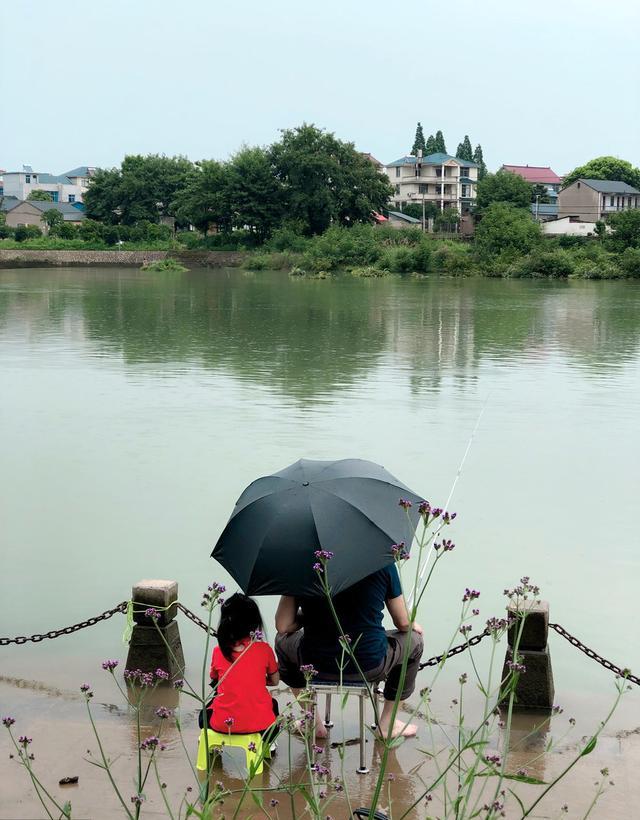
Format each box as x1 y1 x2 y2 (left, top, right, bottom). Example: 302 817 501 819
0 248 246 268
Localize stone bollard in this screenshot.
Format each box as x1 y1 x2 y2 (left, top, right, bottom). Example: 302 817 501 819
125 579 185 679
502 599 554 710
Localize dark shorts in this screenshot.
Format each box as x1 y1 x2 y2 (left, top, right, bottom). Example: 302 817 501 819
275 629 423 701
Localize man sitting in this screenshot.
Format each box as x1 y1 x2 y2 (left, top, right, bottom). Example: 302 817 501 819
275 564 424 739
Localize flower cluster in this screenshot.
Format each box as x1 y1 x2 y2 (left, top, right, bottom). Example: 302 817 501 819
503 576 540 601
507 659 527 674
202 582 226 610
144 607 160 620
131 794 145 807
310 762 330 777
18 735 32 747
459 624 472 636
485 753 501 766
312 549 335 573
140 735 160 751
2 717 16 728
462 588 480 602
155 706 172 719
300 663 318 680
434 539 455 552
124 668 166 686
247 741 257 752
173 678 184 690
80 683 94 698
483 799 505 817
398 498 413 510
250 629 264 642
485 616 513 635
391 542 409 561
101 659 119 672
224 717 234 728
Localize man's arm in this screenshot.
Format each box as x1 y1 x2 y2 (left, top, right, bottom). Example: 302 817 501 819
386 595 423 635
275 595 300 634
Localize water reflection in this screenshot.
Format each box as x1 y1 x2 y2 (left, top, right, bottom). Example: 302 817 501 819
1 270 639 401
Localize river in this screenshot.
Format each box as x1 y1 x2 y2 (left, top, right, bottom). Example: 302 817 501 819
1 266 638 816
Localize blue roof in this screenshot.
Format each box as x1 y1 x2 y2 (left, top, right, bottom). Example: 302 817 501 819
37 173 72 184
387 210 422 223
0 195 21 211
530 203 558 216
64 166 93 178
387 152 479 168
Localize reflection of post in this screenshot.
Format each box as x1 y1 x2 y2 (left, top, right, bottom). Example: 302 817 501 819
125 579 185 677
500 709 550 782
503 599 554 709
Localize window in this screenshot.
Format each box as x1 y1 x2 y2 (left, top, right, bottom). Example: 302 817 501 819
418 184 427 194
32 175 37 183
610 196 615 206
461 185 469 197
436 168 443 178
436 184 442 195
25 175 31 184
68 194 75 203
395 167 400 178
461 167 470 176
395 185 400 195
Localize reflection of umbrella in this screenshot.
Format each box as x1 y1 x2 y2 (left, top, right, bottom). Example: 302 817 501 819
211 458 422 596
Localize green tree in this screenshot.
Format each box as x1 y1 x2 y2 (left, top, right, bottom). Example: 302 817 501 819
84 155 193 225
608 209 640 248
433 130 447 153
594 220 607 242
456 135 474 162
41 209 65 236
425 134 437 155
270 123 392 235
475 202 541 261
434 209 461 232
473 145 487 179
171 160 231 235
476 170 532 211
399 202 439 222
562 156 640 189
27 189 53 201
411 122 426 156
531 184 550 204
227 146 284 240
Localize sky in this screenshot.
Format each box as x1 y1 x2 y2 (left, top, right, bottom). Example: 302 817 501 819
1 0 639 176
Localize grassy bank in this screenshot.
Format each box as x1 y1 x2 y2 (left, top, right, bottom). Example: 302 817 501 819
242 224 640 280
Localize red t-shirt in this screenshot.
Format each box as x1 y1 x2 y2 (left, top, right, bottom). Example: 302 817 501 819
209 639 278 733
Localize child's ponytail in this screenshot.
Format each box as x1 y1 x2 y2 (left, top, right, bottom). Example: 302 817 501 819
217 593 264 663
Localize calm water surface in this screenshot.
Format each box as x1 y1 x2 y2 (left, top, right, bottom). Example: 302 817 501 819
1 267 638 728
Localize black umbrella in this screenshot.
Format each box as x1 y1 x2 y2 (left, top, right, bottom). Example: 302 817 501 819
211 458 422 596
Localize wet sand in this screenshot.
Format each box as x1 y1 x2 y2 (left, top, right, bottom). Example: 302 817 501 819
1 675 638 819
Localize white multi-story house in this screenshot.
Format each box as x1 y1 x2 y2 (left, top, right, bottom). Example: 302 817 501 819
1 165 96 203
384 152 479 213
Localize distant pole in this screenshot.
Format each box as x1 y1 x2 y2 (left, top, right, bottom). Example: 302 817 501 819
422 194 426 232
535 195 540 221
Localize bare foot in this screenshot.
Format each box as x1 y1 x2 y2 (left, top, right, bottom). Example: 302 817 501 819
376 719 417 739
293 717 328 740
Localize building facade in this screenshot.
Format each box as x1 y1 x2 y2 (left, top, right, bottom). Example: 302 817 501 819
1 165 95 203
558 178 640 222
384 152 479 213
3 200 86 231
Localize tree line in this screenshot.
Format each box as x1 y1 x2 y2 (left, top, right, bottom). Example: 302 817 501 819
83 125 393 240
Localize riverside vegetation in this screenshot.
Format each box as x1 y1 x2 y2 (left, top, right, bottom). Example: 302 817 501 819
2 500 631 819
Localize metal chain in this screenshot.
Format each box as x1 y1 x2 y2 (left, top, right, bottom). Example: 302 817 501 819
0 602 128 646
177 602 217 636
419 629 490 669
549 623 639 687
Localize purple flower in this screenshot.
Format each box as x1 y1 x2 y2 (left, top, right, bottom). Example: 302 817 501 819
300 664 318 678
462 588 480 602
250 629 264 642
173 678 184 689
313 550 334 561
155 706 172 719
247 741 257 752
18 735 32 746
140 735 159 751
224 717 234 728
398 498 413 510
391 542 409 560
144 607 160 620
472 608 480 616
80 683 91 692
155 668 169 681
2 717 16 728
131 794 145 806
485 753 501 766
101 659 119 672
418 500 431 516
270 799 279 807
459 624 472 636
442 539 455 552
459 673 468 685
507 660 527 674
313 562 323 572
442 511 457 524
486 616 509 633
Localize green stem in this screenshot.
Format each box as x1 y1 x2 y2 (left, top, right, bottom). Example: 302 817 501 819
85 699 135 819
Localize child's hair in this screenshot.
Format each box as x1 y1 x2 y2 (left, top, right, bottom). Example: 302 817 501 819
217 593 264 662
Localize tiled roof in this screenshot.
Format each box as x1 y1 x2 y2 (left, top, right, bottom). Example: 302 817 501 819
64 166 94 178
0 195 21 211
577 178 640 194
530 203 558 216
387 210 422 223
501 165 562 184
387 153 479 168
25 201 86 220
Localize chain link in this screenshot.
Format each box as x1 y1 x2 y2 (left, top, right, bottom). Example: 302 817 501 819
177 602 217 636
419 629 490 669
549 623 639 687
0 602 128 646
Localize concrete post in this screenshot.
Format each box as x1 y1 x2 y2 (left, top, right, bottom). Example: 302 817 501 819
502 599 554 710
125 579 185 679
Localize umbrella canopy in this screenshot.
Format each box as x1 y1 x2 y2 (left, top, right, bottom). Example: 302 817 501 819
211 458 422 596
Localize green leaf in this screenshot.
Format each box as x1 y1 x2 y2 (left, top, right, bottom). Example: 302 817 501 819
502 773 547 785
388 735 406 748
62 800 72 818
581 736 598 756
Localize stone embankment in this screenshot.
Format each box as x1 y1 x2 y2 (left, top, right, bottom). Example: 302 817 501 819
0 249 246 268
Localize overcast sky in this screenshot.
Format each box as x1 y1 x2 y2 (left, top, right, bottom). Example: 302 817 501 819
2 0 639 176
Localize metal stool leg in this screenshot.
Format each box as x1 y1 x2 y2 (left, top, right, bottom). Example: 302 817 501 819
324 693 334 728
357 692 369 774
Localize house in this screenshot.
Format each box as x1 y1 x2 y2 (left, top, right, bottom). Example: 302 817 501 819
3 200 86 231
1 165 96 203
361 153 384 171
384 152 479 214
542 216 602 236
558 178 640 222
385 210 423 229
501 164 562 197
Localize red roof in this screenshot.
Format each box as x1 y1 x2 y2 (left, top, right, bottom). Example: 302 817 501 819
501 165 562 185
372 211 388 223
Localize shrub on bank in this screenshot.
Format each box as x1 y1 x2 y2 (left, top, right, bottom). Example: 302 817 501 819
619 247 640 277
431 241 473 275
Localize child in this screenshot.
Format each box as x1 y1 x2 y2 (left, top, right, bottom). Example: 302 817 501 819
209 593 279 735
